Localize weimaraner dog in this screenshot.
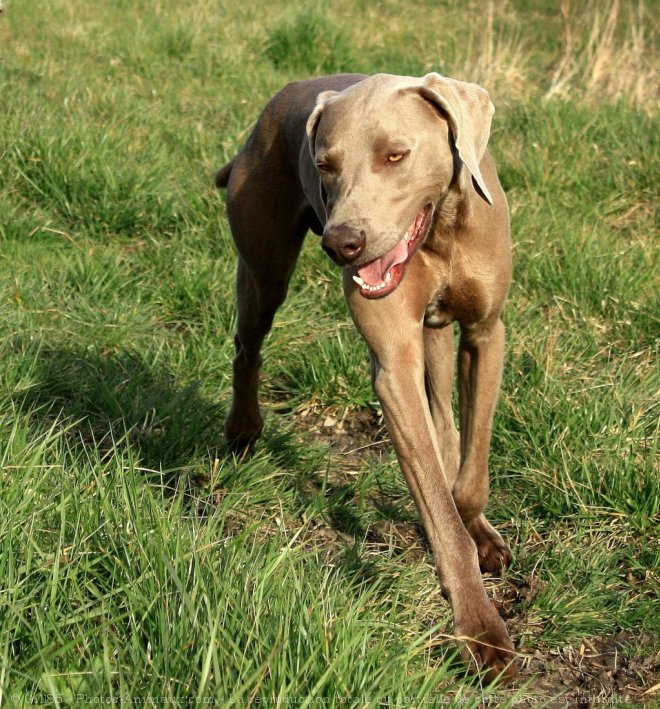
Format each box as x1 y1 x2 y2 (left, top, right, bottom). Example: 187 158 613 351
216 73 515 682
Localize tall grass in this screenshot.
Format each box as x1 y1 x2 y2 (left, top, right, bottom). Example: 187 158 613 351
0 0 657 704
546 0 658 110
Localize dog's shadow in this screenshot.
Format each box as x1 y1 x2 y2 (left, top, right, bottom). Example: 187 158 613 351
15 343 430 596
16 344 227 476
17 343 417 552
16 343 315 483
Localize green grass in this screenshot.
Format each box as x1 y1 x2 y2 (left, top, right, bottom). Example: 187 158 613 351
0 0 658 705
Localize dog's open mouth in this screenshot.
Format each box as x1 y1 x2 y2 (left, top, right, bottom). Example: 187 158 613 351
352 204 432 299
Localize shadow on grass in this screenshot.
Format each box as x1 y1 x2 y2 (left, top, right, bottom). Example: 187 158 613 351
15 342 422 563
15 344 228 475
14 342 321 481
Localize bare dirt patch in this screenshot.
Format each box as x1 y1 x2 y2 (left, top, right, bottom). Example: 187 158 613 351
515 632 658 706
292 405 659 705
296 405 388 460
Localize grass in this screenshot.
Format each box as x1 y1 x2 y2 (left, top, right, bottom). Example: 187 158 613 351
0 0 658 705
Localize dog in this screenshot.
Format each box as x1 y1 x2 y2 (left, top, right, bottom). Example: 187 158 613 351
215 73 515 682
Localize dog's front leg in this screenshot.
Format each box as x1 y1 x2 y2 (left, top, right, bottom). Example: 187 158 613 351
453 318 513 572
345 281 515 682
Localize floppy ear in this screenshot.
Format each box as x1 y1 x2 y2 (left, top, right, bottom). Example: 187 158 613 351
306 90 338 160
417 73 494 205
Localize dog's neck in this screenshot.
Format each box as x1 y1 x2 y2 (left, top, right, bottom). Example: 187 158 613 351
433 182 469 238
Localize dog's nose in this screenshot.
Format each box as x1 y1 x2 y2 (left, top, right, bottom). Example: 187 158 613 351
321 224 366 265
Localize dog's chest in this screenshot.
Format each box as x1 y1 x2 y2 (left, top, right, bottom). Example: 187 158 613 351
424 298 453 328
424 275 490 328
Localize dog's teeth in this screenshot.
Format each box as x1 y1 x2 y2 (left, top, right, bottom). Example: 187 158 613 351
353 275 365 286
359 278 391 293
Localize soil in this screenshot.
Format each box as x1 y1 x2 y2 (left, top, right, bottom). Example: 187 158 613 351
289 405 660 707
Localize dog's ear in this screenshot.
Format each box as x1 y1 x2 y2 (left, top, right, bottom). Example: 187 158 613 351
306 90 338 160
416 73 494 205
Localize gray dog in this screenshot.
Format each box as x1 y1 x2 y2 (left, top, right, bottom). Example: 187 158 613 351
216 73 515 682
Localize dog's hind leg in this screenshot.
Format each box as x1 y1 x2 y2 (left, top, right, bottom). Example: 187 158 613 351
223 168 310 452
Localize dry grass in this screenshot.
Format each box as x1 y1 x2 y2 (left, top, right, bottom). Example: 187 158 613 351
355 0 658 111
448 1 530 102
546 0 658 111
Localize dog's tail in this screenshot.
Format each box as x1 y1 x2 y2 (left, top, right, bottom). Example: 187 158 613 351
214 157 236 189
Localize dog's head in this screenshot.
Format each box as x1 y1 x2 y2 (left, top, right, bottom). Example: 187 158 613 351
306 73 494 299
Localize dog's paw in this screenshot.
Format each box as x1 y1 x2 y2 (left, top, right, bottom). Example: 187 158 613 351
224 410 263 454
467 514 512 573
454 607 516 684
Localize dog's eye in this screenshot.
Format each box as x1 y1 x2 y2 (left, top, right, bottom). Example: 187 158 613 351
387 150 409 164
316 162 334 175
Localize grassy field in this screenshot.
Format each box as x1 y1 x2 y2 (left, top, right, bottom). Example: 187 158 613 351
0 0 658 705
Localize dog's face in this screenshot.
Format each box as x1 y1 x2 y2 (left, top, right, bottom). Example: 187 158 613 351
307 73 493 299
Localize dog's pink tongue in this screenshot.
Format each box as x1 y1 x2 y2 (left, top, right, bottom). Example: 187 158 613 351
357 238 408 286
